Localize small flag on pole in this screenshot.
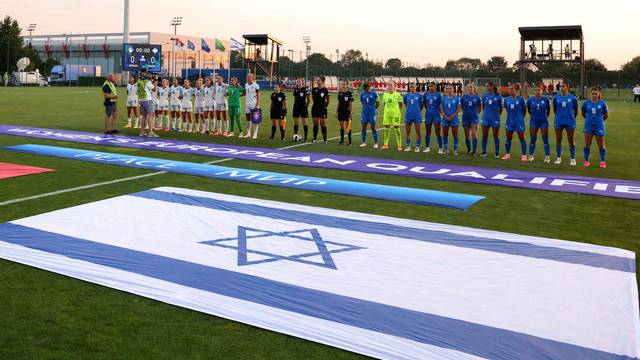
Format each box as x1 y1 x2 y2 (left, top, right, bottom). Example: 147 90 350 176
230 38 244 51
187 40 196 50
215 38 225 52
201 39 211 53
174 38 185 48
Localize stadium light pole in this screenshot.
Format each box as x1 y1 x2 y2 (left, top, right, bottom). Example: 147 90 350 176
287 49 293 78
170 17 182 78
27 24 37 47
122 0 130 85
303 36 310 86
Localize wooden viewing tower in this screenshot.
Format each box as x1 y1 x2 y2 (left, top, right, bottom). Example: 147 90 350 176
242 34 282 88
517 25 585 97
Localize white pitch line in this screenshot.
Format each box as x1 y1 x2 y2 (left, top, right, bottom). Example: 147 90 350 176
0 134 344 207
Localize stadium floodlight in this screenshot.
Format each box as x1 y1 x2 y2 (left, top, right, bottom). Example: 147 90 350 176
303 36 311 84
27 23 37 47
170 17 182 78
170 16 182 35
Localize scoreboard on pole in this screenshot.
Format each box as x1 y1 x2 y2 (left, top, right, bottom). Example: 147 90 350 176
123 44 162 72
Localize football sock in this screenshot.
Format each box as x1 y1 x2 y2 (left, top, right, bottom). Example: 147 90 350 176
529 135 537 155
570 144 576 159
542 136 550 156
599 148 606 162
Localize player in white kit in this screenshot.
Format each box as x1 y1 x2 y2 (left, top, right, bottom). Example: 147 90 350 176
157 79 170 131
204 77 215 134
126 75 140 128
243 73 261 139
169 78 183 130
180 79 195 132
213 75 229 136
194 78 206 134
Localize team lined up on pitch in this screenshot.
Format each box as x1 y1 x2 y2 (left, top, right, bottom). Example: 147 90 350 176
108 74 610 169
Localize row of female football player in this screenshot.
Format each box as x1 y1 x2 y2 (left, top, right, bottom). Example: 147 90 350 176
375 82 607 167
279 78 609 168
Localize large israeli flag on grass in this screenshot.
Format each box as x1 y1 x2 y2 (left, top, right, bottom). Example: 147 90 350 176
0 187 638 360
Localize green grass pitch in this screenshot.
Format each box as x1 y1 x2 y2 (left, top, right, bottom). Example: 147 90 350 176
0 86 638 359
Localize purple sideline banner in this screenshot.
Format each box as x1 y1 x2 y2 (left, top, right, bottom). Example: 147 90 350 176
1 124 639 200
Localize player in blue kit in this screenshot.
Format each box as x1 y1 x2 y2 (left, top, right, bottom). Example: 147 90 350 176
461 83 481 156
423 83 442 153
481 82 503 158
403 83 423 152
439 85 461 155
581 86 609 168
527 84 551 163
501 83 528 161
359 83 379 148
552 83 579 165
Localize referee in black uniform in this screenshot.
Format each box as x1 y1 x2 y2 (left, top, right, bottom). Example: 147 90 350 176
292 78 310 141
311 76 330 143
336 80 354 145
269 83 287 140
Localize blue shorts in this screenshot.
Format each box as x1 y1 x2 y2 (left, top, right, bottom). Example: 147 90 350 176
505 121 525 133
425 113 440 124
462 117 479 127
405 116 422 125
481 117 500 128
554 121 576 130
529 118 549 129
583 123 605 136
361 111 376 125
441 116 459 127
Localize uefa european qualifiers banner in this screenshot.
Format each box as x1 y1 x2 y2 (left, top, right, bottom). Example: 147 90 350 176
1 125 639 200
3 144 484 210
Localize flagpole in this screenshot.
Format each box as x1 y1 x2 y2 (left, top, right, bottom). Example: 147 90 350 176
227 39 231 83
198 50 201 79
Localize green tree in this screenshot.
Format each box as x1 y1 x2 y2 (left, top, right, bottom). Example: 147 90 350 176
621 56 640 74
229 50 243 68
568 58 607 72
385 58 402 71
341 49 363 67
0 15 24 74
486 56 508 72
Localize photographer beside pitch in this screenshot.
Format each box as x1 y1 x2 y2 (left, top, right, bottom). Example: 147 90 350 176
101 73 119 134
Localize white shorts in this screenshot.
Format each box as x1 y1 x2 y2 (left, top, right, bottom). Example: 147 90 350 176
157 104 169 111
127 99 138 107
245 104 258 114
204 104 214 112
194 107 204 114
181 105 193 113
215 103 227 112
171 104 182 112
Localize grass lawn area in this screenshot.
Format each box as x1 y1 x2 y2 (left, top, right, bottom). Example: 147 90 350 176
0 86 638 359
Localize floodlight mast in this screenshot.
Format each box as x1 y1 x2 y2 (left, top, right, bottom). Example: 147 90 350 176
122 0 130 84
170 17 182 78
27 24 37 47
303 36 310 86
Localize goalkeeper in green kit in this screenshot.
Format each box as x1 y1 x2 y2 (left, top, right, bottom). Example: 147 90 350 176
226 77 243 137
